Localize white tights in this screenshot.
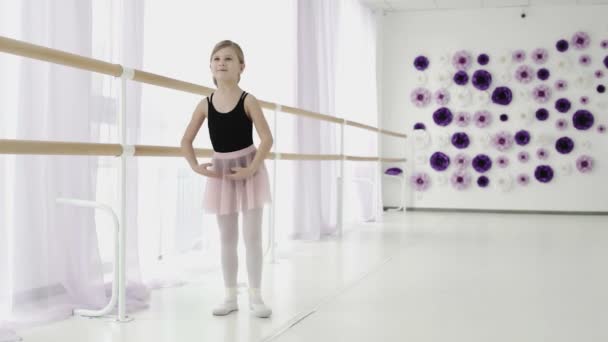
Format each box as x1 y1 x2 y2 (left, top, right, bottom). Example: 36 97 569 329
216 208 263 289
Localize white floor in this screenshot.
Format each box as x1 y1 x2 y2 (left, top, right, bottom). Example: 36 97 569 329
16 211 608 342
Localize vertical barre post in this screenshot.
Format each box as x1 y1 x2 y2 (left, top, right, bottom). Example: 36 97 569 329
337 120 345 237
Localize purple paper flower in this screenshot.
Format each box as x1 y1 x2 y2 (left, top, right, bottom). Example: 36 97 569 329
555 98 571 113
452 50 473 70
579 54 592 66
598 124 606 134
433 107 453 126
500 114 509 122
478 53 490 65
410 87 431 107
517 174 530 186
555 136 575 154
414 55 429 71
537 68 550 81
454 112 471 127
514 130 531 146
602 40 608 49
556 118 568 130
434 88 450 105
454 153 470 169
386 167 403 175
571 31 591 50
496 155 509 168
512 50 526 63
491 87 513 106
572 109 595 130
474 110 492 128
576 155 594 173
472 70 492 90
453 71 469 86
537 148 549 160
492 131 514 151
410 172 431 191
555 79 568 91
532 85 552 103
430 151 450 171
604 56 608 68
535 108 549 121
451 171 472 190
580 96 589 105
598 85 606 93
518 151 530 163
531 48 549 64
556 39 569 52
477 176 490 188
472 154 492 173
413 122 426 130
451 132 470 149
515 65 535 83
595 70 604 79
535 165 554 183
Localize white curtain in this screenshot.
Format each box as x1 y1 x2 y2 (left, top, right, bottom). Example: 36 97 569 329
0 0 147 336
293 0 380 240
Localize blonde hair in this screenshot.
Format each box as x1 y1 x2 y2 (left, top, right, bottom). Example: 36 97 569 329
210 40 245 86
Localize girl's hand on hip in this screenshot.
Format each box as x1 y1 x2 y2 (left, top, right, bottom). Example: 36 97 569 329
227 166 255 180
193 163 220 178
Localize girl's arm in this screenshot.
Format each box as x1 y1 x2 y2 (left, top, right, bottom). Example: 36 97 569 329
181 99 207 170
244 94 273 171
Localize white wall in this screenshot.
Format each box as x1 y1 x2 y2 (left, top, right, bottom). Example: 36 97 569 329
381 5 608 211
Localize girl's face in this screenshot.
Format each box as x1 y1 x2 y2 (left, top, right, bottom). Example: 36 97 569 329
210 47 244 85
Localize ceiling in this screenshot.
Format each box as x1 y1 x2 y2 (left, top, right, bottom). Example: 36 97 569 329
360 0 608 11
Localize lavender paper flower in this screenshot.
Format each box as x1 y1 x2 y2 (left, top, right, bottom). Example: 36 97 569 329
518 151 530 163
414 55 429 71
454 153 470 169
410 172 431 191
535 108 549 121
430 151 450 171
555 98 571 113
598 124 606 134
477 175 490 188
537 148 549 160
453 71 469 86
472 154 493 173
531 48 549 64
455 112 471 127
555 79 568 91
492 131 514 151
451 132 470 149
595 70 604 79
410 87 431 107
491 87 513 106
474 110 492 128
576 155 594 173
496 155 510 168
556 39 569 52
451 171 472 190
602 40 608 49
579 55 592 66
515 65 535 84
556 118 568 130
572 109 595 130
517 174 530 186
472 70 492 90
535 165 554 183
413 122 426 130
433 107 453 126
452 50 473 70
580 96 589 105
512 50 526 63
537 68 550 81
571 31 591 50
434 88 450 105
477 53 490 65
514 130 531 146
555 136 575 154
532 85 552 103
500 114 509 122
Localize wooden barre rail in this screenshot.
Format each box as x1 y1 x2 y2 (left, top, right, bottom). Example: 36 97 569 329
0 35 406 139
0 139 406 162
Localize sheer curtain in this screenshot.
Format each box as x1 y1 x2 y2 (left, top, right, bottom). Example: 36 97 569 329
0 0 147 336
293 0 380 240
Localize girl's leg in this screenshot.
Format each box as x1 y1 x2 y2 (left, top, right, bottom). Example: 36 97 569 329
242 208 271 318
213 212 239 316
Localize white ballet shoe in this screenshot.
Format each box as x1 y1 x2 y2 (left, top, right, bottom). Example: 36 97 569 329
212 300 238 316
248 288 272 318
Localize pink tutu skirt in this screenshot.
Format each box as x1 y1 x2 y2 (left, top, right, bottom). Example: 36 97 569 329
203 144 272 215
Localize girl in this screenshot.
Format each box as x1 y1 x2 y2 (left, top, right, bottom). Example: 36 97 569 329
181 40 273 318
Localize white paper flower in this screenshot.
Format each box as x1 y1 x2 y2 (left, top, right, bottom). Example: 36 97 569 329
538 133 554 146
500 70 512 83
415 154 428 165
575 74 593 89
477 90 490 104
416 72 428 85
498 54 510 65
495 173 514 192
437 70 453 87
413 130 431 149
456 88 472 107
438 52 451 66
518 89 530 101
436 174 448 186
437 132 451 148
582 140 592 150
556 56 573 71
479 133 492 148
560 163 573 176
